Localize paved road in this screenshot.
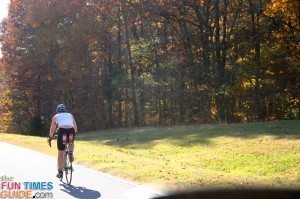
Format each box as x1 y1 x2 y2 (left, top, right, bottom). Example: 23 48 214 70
0 142 162 199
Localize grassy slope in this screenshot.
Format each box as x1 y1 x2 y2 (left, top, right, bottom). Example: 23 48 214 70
0 120 299 188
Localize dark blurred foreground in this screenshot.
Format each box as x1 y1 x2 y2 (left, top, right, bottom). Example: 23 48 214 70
154 189 300 199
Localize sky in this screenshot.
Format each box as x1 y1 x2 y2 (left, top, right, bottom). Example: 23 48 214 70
0 0 10 57
0 0 10 22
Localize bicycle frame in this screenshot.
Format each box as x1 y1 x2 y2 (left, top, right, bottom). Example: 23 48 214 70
48 133 74 185
62 136 73 185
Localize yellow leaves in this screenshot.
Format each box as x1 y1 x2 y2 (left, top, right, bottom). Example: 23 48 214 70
265 0 300 29
155 21 163 28
0 87 13 133
242 79 254 89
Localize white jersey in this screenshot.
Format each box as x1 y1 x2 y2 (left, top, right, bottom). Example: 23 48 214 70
53 113 74 129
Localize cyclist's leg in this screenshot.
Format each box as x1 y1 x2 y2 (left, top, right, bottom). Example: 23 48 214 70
68 129 75 151
57 151 64 177
67 129 75 161
57 129 66 177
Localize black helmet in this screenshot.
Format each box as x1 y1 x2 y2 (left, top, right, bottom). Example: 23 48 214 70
56 104 67 113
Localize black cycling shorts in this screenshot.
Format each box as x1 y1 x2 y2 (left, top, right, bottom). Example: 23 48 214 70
57 128 75 151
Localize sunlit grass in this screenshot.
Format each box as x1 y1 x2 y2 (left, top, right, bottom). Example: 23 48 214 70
1 120 299 188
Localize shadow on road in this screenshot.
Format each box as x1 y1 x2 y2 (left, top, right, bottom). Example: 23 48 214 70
60 183 101 199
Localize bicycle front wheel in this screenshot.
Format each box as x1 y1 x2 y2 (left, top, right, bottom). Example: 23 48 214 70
65 153 73 185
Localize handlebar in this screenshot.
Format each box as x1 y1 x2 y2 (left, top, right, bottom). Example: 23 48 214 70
47 134 58 147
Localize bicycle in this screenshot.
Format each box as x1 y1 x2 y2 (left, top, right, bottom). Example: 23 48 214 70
48 134 74 185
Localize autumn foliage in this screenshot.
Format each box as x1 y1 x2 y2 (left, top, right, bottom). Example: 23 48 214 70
0 0 299 134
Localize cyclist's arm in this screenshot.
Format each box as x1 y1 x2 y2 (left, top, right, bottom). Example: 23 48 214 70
49 117 57 138
73 118 78 133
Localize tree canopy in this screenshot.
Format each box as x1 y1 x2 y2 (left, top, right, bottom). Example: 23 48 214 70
0 0 299 134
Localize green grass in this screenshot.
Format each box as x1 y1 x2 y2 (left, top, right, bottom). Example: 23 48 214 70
1 120 299 188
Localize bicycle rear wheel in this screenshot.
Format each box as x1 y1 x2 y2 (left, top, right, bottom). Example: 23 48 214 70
65 153 73 185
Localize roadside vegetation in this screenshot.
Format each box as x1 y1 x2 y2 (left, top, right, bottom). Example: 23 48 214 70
1 120 299 188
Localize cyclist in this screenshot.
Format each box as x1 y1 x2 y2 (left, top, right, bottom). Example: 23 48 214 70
47 104 78 178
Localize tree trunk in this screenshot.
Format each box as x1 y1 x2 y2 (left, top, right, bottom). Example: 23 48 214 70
117 10 123 126
214 0 226 122
121 1 140 126
191 0 213 123
249 0 265 120
106 52 114 127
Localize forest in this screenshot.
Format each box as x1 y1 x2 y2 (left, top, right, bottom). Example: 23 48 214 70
0 0 299 134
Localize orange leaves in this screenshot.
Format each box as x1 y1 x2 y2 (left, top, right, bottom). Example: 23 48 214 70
265 0 300 29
